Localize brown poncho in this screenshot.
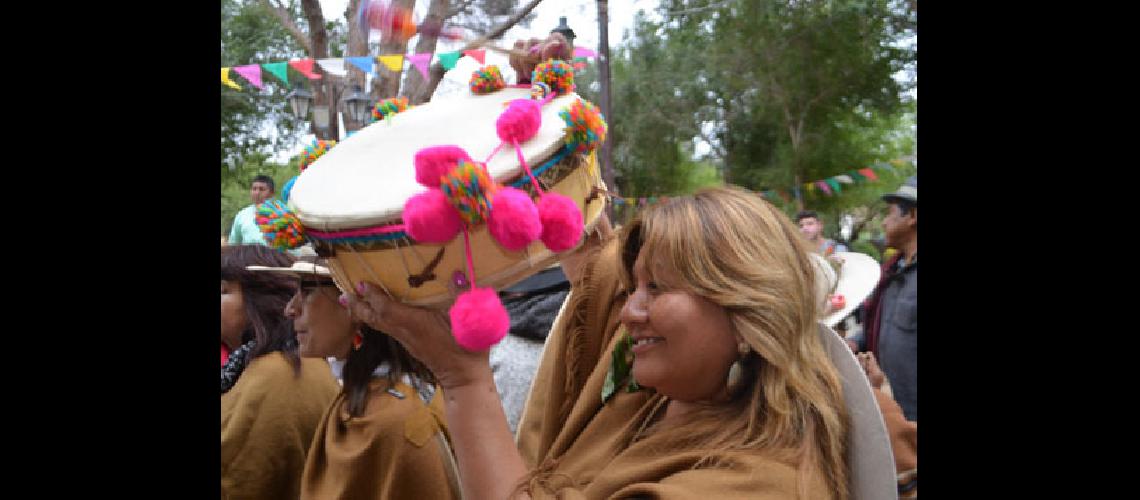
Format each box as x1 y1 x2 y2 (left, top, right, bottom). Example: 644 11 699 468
300 377 460 500
516 237 832 499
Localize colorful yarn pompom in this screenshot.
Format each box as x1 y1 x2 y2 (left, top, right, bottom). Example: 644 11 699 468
440 160 498 225
531 59 575 95
487 187 541 251
256 200 306 250
299 139 337 172
537 193 583 252
470 65 506 94
415 145 472 187
559 98 607 153
281 175 298 203
530 82 551 100
370 96 409 124
450 287 510 351
496 99 542 144
404 189 463 243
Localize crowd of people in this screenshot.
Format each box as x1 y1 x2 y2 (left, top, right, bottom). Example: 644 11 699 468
220 17 916 496
221 174 918 498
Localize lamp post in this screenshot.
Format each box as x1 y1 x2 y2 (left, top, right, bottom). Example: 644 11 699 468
286 78 374 140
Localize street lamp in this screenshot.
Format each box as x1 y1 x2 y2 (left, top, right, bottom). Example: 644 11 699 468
552 16 576 45
343 85 373 124
285 87 313 120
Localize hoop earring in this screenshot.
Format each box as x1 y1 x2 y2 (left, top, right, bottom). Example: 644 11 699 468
725 341 752 395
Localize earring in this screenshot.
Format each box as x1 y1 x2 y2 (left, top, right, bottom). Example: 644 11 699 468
352 332 364 351
725 341 751 395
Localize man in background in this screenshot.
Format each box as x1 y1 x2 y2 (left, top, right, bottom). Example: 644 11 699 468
227 175 274 246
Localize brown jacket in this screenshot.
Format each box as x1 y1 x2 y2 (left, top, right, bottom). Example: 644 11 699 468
517 237 832 499
300 378 460 500
221 353 340 500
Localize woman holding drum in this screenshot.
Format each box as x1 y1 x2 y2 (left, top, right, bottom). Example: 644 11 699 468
271 46 896 498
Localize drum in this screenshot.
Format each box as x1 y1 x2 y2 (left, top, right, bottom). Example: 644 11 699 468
287 86 608 309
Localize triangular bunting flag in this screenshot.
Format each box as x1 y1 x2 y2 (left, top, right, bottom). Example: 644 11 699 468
462 49 485 65
858 168 878 181
438 51 461 70
233 65 263 89
848 170 864 181
816 181 831 196
262 62 290 85
573 47 597 58
377 54 404 72
804 183 815 194
825 178 841 193
288 58 322 79
317 58 346 77
835 174 854 184
408 53 432 79
221 68 242 90
778 190 791 203
347 56 375 74
573 61 587 70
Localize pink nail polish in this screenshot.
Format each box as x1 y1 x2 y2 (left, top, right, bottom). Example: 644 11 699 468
338 295 348 307
356 282 367 294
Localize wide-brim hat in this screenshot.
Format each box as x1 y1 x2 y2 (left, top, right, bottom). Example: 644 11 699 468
245 261 332 278
823 252 882 328
881 175 917 205
816 321 898 499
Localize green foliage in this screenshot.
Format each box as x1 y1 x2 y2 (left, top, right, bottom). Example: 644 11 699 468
607 0 916 227
221 0 308 178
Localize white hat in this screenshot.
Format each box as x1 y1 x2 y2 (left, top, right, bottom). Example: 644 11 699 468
816 321 898 499
822 252 881 328
245 261 332 278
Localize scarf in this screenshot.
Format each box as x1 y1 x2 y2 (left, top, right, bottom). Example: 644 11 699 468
221 339 257 394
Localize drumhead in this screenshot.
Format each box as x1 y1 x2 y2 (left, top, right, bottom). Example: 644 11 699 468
290 88 583 231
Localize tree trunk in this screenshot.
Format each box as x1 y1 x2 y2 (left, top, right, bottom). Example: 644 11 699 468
343 0 368 133
402 0 449 101
300 0 337 140
373 0 416 99
597 0 618 210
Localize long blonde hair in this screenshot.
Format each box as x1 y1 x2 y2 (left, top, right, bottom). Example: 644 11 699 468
619 186 850 499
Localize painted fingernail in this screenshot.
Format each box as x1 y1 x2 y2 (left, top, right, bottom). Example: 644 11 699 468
356 282 367 294
338 295 348 307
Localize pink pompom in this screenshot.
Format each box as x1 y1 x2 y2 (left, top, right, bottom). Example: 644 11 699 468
450 287 509 351
487 187 541 251
538 193 583 252
496 99 542 144
404 189 462 243
415 146 472 187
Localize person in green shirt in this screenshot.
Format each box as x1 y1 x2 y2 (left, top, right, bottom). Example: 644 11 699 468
228 175 275 246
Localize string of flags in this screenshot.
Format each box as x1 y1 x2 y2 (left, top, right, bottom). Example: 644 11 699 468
612 158 912 208
222 47 597 90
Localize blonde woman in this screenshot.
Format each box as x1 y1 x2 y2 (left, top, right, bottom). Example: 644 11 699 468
344 186 851 499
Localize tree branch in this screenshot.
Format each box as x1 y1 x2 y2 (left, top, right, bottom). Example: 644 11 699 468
260 0 313 54
411 0 547 104
665 0 737 18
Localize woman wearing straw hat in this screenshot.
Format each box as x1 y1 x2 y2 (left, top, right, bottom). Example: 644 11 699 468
221 245 339 499
344 187 898 499
247 260 460 500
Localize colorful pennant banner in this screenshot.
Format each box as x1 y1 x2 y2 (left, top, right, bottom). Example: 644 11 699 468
222 47 599 91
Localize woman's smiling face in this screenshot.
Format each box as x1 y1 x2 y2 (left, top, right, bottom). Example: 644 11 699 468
618 249 739 403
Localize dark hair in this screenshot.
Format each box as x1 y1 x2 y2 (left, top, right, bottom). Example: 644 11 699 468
221 245 299 373
338 324 436 430
794 210 820 223
252 175 275 193
891 199 917 216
